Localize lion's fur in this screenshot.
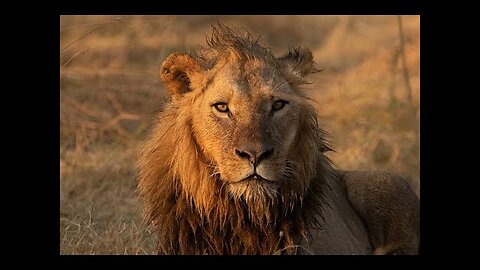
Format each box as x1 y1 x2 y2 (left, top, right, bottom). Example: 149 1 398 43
342 171 420 254
137 24 419 255
137 102 333 255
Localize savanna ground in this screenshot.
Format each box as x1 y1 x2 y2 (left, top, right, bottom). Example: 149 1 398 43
60 15 420 255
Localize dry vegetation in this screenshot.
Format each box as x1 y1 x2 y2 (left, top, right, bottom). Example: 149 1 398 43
60 15 420 255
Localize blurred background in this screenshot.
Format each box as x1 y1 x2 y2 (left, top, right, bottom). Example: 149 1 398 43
60 15 420 254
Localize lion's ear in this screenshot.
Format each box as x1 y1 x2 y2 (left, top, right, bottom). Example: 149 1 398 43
160 53 202 99
277 47 317 85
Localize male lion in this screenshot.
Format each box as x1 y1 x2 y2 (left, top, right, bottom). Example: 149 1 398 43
137 24 420 255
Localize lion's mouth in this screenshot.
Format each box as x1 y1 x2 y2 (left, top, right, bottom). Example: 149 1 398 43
235 173 276 184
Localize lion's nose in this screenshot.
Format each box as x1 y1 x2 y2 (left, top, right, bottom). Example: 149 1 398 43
234 146 274 167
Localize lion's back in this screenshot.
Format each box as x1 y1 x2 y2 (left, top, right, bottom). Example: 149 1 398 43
342 171 420 255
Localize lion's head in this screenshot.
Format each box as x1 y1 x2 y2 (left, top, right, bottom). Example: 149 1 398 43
137 24 334 255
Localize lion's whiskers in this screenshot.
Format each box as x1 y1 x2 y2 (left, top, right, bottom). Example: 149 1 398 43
210 171 221 178
272 79 295 92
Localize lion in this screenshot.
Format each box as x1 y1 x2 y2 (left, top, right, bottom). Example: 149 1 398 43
137 24 420 255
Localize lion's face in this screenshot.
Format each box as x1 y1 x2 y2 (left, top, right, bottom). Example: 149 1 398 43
190 58 304 198
159 36 317 201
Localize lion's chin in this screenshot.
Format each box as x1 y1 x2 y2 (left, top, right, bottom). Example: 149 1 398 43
227 177 279 202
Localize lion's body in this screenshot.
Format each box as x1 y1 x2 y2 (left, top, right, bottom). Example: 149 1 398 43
298 171 419 255
137 24 419 255
298 172 373 254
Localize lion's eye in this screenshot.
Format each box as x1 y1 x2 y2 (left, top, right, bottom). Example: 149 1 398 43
213 102 229 113
272 100 288 111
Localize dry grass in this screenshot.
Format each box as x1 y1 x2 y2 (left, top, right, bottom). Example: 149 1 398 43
60 15 420 255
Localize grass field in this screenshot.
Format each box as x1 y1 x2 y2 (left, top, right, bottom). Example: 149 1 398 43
60 15 420 255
